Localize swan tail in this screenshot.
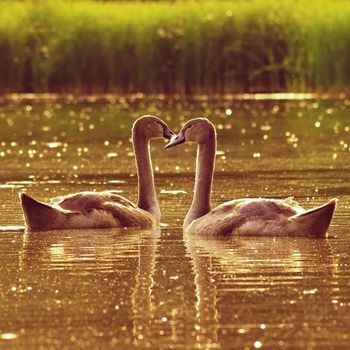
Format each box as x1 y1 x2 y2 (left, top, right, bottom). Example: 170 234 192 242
20 193 65 230
289 198 337 237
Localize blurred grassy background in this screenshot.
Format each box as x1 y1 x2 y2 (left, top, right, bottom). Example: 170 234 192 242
0 0 350 94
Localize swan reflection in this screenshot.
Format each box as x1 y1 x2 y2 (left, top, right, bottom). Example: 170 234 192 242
19 227 160 347
184 233 338 349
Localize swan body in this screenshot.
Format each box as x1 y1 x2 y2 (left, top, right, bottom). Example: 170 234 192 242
166 118 337 237
20 191 156 231
21 116 174 231
186 197 337 237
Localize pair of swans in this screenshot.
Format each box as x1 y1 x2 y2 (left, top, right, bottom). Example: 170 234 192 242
21 116 337 236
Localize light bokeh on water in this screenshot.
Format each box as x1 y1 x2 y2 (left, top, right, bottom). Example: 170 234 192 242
0 95 349 349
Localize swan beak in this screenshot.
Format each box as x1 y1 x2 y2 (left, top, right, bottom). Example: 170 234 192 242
165 130 185 149
163 126 174 140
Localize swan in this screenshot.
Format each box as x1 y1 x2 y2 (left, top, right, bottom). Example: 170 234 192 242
166 118 337 237
20 115 174 231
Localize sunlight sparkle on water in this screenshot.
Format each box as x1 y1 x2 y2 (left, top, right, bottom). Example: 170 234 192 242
303 289 318 295
46 142 63 148
160 189 186 195
225 108 232 116
0 333 18 340
107 152 119 158
254 340 262 348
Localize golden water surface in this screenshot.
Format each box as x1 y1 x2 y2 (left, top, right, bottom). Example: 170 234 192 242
0 96 349 349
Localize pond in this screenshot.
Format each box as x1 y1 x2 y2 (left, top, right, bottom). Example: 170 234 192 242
0 94 349 349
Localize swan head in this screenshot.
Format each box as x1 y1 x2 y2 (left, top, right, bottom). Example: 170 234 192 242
165 118 216 149
133 115 174 140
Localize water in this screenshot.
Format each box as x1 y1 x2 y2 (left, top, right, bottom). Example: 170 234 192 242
0 95 350 349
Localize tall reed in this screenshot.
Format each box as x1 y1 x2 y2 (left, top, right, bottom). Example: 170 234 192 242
0 0 350 94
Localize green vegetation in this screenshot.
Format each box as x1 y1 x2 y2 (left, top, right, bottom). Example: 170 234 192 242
1 0 350 94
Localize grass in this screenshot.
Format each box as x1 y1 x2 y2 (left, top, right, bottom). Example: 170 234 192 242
0 0 350 94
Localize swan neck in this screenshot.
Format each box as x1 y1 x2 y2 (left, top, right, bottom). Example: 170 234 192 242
185 137 216 228
133 136 160 222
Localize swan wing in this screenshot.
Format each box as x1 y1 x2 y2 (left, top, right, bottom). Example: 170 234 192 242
56 191 137 212
281 197 304 212
55 191 155 228
213 198 300 218
96 201 156 228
